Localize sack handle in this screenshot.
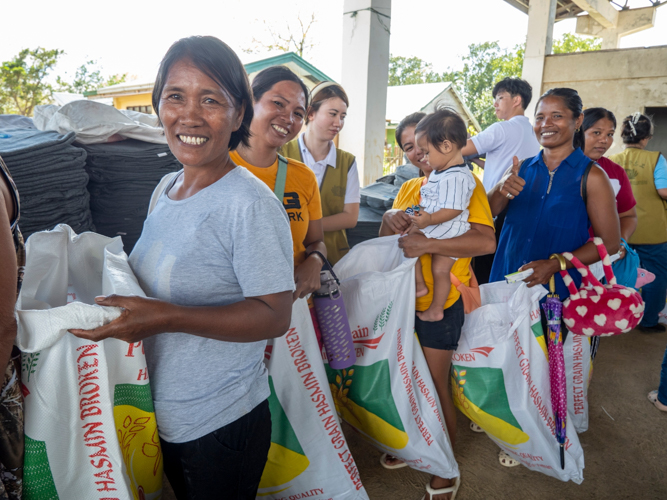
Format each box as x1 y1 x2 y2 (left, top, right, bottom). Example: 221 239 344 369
559 237 616 297
449 265 477 288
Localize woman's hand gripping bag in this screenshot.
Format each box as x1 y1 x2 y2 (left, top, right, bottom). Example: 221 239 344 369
16 225 162 500
257 298 368 500
560 237 644 336
330 235 459 480
452 282 585 483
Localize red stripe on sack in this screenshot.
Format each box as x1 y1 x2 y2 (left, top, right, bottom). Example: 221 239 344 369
353 333 385 349
470 347 494 357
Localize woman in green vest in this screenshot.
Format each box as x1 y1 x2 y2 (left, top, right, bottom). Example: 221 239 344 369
609 113 667 333
281 82 359 265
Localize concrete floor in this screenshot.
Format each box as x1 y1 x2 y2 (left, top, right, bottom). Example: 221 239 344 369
162 328 667 499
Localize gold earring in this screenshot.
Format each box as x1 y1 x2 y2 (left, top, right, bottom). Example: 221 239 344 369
576 128 580 132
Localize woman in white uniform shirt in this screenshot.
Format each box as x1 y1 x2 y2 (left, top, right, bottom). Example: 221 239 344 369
281 82 360 264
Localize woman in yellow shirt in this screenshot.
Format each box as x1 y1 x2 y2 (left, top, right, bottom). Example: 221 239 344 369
231 67 327 300
380 112 496 500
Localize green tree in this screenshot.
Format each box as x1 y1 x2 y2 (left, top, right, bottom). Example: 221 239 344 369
0 47 63 116
57 60 128 93
388 55 455 86
389 34 600 129
103 73 128 88
452 41 521 129
553 33 601 53
57 60 103 93
451 34 600 128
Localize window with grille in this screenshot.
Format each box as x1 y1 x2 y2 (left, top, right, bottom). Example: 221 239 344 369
126 105 153 114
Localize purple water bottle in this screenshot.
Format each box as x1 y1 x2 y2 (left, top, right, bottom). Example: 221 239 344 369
313 268 356 370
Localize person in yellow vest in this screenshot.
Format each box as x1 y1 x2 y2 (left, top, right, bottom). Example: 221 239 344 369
231 66 327 300
281 82 359 265
609 113 667 333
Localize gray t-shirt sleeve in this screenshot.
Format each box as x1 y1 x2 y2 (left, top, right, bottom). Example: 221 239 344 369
233 196 295 297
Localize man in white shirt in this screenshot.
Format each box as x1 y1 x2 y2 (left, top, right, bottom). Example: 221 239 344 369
461 77 541 192
463 78 541 286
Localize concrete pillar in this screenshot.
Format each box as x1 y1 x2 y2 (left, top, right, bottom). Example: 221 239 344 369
339 0 391 187
522 0 557 118
576 6 658 50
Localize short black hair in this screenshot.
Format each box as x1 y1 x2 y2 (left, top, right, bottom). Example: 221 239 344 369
152 36 253 150
414 108 467 152
536 88 585 150
251 66 310 109
395 112 426 150
620 113 654 144
493 77 533 110
582 107 617 133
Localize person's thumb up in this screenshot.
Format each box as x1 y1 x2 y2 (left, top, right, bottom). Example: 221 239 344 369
502 156 525 200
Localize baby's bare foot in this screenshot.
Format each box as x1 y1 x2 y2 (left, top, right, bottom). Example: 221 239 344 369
417 307 444 322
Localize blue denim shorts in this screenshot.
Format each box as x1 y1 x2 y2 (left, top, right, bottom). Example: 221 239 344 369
415 296 465 350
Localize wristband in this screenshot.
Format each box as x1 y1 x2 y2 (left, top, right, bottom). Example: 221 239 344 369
307 250 327 266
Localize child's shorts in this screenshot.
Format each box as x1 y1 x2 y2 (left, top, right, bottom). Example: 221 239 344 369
414 296 464 350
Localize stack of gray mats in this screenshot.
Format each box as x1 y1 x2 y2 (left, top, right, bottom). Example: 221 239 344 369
80 140 181 253
347 163 420 247
0 128 94 238
0 115 36 130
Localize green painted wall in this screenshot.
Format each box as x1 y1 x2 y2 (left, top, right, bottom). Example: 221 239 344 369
386 127 396 147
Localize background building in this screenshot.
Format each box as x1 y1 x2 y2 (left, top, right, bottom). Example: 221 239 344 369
508 0 666 155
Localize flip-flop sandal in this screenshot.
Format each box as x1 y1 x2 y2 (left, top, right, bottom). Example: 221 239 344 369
470 422 484 433
380 453 408 469
648 390 667 412
498 450 520 467
421 476 460 500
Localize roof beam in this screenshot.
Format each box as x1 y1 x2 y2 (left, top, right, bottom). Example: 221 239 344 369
576 5 657 49
570 0 618 28
502 0 530 14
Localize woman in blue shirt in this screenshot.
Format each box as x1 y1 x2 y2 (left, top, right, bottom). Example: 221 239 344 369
487 88 620 468
488 88 620 299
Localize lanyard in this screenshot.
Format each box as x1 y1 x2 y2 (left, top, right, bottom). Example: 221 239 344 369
274 154 288 202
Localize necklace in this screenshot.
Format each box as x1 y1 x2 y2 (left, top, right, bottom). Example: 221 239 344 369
546 167 559 194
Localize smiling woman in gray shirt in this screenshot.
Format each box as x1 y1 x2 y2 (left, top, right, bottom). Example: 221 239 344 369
71 36 295 499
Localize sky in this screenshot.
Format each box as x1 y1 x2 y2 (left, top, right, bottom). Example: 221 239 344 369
1 0 665 86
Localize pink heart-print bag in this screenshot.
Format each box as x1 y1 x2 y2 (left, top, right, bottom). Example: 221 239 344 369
560 237 644 336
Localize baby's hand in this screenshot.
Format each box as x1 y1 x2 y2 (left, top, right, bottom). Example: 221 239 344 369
409 212 431 229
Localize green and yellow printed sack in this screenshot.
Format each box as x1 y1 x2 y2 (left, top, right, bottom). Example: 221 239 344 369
331 235 459 479
453 281 585 483
17 225 162 500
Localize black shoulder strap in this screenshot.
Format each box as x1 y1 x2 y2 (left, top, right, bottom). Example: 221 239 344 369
582 160 595 206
